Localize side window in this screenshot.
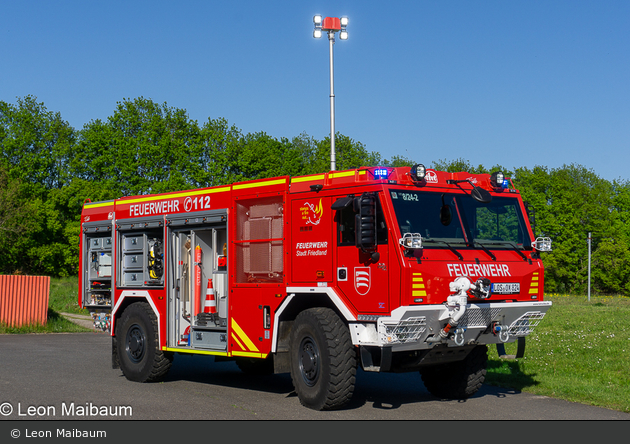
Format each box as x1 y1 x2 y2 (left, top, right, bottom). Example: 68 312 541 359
335 193 388 246
234 196 284 284
337 204 356 246
375 196 388 244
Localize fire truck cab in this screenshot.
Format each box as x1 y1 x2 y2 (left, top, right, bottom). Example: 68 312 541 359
79 165 552 410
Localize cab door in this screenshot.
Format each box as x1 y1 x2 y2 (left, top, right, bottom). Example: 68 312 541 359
333 192 389 314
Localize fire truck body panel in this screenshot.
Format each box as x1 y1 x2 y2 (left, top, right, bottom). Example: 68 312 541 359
79 166 552 408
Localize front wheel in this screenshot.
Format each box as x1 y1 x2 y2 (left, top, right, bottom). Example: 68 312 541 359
289 308 356 410
116 302 173 382
420 345 488 399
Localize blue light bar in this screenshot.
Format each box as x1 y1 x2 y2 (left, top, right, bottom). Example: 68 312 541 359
373 168 389 180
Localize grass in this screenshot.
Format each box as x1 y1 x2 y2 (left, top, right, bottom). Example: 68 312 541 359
485 293 630 414
0 308 91 334
49 276 90 315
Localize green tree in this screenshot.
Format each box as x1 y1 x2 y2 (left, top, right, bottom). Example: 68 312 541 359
306 133 381 174
591 179 630 294
431 157 513 177
514 164 614 293
193 117 242 187
76 97 201 196
0 95 75 191
383 154 415 167
0 97 78 276
0 166 38 273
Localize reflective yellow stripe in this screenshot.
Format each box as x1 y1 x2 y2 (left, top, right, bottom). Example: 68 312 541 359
329 170 366 179
83 201 114 209
231 332 245 350
231 319 259 352
232 178 286 190
122 187 230 205
162 347 228 357
529 288 539 294
412 272 426 296
291 175 325 183
232 351 267 358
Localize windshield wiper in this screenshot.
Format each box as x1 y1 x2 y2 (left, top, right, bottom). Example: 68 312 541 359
473 241 496 261
424 239 464 261
478 240 528 261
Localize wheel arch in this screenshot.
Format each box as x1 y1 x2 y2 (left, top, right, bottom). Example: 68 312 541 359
112 291 161 343
273 287 356 354
271 287 357 375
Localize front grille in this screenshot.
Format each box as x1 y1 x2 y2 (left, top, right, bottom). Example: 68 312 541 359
380 316 427 344
458 307 502 328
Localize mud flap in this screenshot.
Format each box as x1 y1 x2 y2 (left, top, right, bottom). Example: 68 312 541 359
496 336 526 359
360 346 392 372
112 336 120 369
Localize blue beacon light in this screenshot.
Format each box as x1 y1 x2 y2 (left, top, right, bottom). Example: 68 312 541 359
373 168 389 180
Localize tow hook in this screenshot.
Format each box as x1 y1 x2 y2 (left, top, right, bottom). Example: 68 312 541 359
492 321 510 343
453 328 466 346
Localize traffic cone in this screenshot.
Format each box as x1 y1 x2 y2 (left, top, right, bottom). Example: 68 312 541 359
203 279 217 314
179 326 190 346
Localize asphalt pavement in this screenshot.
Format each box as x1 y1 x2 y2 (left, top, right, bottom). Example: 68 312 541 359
0 333 627 422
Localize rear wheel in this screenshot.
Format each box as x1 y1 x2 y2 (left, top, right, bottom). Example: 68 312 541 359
289 307 356 410
116 302 172 382
420 345 488 399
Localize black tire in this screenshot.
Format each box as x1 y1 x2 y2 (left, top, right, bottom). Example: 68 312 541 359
115 302 173 382
236 356 274 375
289 307 357 410
420 345 488 399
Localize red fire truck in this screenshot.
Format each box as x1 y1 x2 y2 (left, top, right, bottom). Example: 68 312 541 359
79 164 552 410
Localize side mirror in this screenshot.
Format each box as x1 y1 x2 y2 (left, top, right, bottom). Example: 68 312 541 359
354 193 380 261
471 186 492 203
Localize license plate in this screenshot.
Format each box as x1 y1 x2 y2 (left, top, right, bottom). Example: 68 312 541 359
491 283 520 294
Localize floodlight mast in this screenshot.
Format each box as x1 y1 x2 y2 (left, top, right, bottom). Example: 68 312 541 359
313 15 348 171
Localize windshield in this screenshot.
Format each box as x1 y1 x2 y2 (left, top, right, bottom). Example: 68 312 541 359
389 190 532 249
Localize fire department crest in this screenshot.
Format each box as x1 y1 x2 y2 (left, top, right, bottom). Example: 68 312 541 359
300 199 323 225
354 267 371 295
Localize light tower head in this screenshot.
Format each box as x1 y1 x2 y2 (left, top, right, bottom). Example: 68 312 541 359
313 15 348 40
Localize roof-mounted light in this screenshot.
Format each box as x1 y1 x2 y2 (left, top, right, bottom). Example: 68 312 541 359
491 171 505 188
373 167 389 180
409 163 426 182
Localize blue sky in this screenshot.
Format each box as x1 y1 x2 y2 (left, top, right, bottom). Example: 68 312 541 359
2 1 628 182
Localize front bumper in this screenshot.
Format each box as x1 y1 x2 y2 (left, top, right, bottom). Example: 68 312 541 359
350 300 552 351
